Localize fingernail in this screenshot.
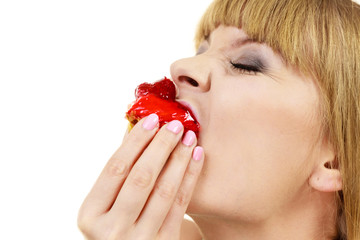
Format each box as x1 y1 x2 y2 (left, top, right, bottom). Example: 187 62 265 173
142 113 159 130
166 120 183 134
182 131 196 146
192 146 203 161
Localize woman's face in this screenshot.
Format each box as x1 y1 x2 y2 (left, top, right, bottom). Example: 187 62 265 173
170 25 323 221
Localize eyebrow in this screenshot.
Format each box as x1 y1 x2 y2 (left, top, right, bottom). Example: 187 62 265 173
231 38 256 48
205 34 256 48
197 34 257 56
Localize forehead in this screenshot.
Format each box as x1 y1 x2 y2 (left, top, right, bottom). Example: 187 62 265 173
206 25 251 47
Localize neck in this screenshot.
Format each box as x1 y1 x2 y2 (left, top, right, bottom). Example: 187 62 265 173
189 189 338 240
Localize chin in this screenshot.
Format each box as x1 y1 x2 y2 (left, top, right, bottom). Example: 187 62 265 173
185 189 221 218
185 186 209 216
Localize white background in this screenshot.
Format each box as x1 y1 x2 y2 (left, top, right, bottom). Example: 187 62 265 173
0 1 212 239
1 0 359 239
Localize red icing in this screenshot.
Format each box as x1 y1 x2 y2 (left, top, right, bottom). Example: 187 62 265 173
135 77 176 100
126 77 200 137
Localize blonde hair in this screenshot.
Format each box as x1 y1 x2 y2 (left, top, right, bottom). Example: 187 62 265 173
194 0 360 239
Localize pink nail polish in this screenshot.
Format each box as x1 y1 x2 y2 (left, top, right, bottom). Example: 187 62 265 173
166 120 183 134
142 113 159 130
182 131 196 146
192 146 203 161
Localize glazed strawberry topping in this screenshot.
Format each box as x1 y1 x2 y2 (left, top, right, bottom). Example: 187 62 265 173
135 77 176 100
127 95 200 136
126 77 200 137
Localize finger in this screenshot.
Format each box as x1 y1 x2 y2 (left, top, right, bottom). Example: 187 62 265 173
109 120 184 225
134 131 197 237
157 146 204 239
79 114 159 218
122 122 132 141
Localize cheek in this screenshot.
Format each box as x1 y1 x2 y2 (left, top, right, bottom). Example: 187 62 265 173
207 79 320 163
190 79 321 218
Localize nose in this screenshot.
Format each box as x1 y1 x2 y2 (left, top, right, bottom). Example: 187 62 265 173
170 55 211 93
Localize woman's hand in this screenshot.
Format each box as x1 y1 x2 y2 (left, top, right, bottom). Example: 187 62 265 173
77 114 204 240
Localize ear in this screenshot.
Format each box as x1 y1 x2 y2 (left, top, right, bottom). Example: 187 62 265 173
308 138 342 192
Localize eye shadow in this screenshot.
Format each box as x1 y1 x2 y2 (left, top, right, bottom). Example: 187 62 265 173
234 54 267 71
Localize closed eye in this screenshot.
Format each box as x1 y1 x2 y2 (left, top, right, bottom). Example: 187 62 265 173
230 62 261 75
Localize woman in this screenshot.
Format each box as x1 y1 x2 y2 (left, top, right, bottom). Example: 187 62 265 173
78 0 360 239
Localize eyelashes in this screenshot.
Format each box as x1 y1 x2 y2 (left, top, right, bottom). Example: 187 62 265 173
230 61 263 75
231 62 261 73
